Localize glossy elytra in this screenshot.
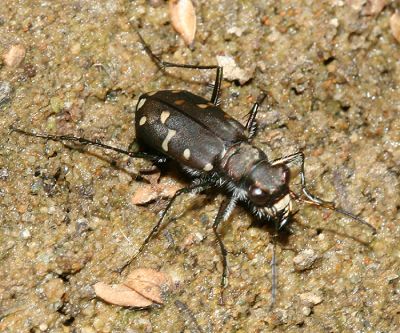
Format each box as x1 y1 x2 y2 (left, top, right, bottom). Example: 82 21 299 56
11 31 376 306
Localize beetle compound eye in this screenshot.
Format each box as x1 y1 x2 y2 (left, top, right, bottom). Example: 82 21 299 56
249 185 270 206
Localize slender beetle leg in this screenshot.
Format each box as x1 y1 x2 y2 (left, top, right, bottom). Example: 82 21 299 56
272 151 376 233
118 182 212 273
270 224 279 309
245 92 267 140
10 127 166 163
136 31 223 105
212 196 238 304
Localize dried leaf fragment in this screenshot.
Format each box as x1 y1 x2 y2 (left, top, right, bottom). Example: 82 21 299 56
131 178 184 205
390 12 400 43
94 268 173 307
169 0 196 46
124 268 173 304
94 282 153 307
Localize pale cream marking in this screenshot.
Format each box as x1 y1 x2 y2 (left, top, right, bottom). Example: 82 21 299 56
174 99 185 105
171 90 180 93
162 129 176 152
273 194 291 212
160 111 170 124
147 91 157 96
203 163 213 171
137 98 146 110
139 116 147 126
183 149 191 160
197 103 209 109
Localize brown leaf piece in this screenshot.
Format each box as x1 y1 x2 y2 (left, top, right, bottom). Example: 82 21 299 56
390 12 400 43
131 184 159 204
131 178 184 205
169 0 196 46
124 268 173 304
94 282 153 307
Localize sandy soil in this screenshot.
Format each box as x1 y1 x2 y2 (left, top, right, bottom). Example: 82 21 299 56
0 0 399 332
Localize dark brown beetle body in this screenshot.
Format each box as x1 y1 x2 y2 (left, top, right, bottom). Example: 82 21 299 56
136 90 292 226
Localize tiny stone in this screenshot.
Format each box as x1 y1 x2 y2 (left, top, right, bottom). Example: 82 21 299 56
293 249 318 271
43 278 65 302
3 44 26 67
216 55 252 84
0 81 12 106
329 18 339 27
21 229 31 239
0 168 9 180
39 323 48 331
81 327 96 333
299 292 323 307
302 306 312 316
75 218 89 234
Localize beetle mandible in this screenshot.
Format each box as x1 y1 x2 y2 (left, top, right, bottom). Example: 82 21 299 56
11 31 376 306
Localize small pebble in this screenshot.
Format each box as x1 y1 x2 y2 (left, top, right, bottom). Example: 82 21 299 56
21 229 31 239
3 44 26 67
293 249 318 271
0 168 9 180
39 323 48 331
299 292 323 307
216 55 252 84
302 306 312 316
43 278 65 302
0 81 12 106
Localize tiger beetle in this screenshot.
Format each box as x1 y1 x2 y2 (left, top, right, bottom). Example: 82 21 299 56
11 31 377 307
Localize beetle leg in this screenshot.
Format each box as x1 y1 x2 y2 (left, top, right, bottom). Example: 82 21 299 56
270 225 278 309
10 127 167 163
245 92 267 140
118 181 212 273
273 152 376 233
136 31 223 105
212 196 238 304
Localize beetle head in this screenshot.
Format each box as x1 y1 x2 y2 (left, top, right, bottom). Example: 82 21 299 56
245 161 292 226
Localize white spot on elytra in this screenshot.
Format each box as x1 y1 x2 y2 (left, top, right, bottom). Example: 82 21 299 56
203 163 213 171
162 129 176 152
160 111 170 124
137 98 146 110
183 149 191 160
139 116 147 126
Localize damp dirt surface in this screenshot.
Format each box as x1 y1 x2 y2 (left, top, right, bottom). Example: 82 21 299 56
1 1 399 332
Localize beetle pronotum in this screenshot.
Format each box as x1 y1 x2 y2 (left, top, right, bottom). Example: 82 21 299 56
11 31 376 306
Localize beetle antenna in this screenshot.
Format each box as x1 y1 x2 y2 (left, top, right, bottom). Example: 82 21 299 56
289 190 377 234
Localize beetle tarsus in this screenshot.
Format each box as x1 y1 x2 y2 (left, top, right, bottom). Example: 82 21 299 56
136 30 223 105
245 92 267 140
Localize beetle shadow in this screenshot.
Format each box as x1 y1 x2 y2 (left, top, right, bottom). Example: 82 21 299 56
294 220 375 249
247 212 375 252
